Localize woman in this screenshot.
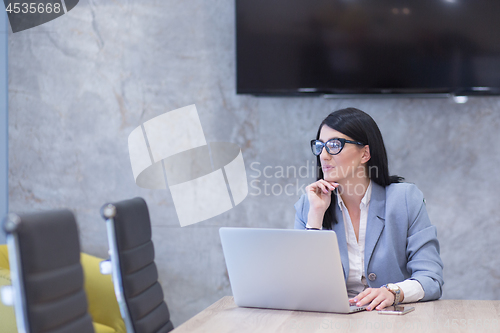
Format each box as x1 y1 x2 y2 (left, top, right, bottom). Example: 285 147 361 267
294 108 443 311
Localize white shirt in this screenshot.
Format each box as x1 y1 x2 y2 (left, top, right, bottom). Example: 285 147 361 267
336 180 425 303
338 181 370 297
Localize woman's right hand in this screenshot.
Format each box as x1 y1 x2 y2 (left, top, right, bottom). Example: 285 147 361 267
305 180 338 228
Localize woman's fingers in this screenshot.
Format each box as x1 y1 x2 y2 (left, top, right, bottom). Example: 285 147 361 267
355 289 377 307
316 182 328 194
352 288 395 311
375 298 394 311
306 182 324 194
367 294 387 311
318 179 337 191
307 180 337 194
350 288 371 303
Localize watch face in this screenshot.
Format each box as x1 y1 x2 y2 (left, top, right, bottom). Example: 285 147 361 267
387 284 398 292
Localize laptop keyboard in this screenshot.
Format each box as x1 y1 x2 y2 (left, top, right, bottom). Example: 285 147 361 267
349 305 366 312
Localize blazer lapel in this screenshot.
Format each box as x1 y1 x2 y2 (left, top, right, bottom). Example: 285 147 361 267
364 182 386 273
332 202 349 280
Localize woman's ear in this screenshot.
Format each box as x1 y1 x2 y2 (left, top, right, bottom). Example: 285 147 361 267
361 145 371 164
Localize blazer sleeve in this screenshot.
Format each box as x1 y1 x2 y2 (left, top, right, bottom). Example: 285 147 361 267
294 194 308 230
405 184 444 301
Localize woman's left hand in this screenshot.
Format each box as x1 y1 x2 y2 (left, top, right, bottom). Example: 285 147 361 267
349 287 396 311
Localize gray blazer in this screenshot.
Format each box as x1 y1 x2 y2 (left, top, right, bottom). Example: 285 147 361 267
294 182 444 301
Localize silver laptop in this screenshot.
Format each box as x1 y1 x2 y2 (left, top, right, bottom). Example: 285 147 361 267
219 227 366 313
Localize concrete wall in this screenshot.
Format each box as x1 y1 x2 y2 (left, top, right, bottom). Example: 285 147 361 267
8 0 500 326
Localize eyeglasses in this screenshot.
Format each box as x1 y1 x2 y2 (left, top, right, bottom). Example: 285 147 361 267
310 138 365 156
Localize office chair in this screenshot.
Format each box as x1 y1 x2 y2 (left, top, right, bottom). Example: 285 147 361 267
0 210 95 333
100 197 174 333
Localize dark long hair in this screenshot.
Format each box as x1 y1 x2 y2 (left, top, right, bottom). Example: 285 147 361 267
316 108 403 229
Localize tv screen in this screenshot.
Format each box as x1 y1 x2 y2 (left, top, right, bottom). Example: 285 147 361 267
236 0 500 96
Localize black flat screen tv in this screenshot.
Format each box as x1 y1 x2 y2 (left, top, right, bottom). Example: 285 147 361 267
236 0 500 97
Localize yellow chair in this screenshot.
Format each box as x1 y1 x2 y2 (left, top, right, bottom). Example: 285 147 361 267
0 244 16 333
81 252 126 333
0 245 125 333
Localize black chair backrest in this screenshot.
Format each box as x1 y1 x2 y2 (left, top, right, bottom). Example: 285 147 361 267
3 210 94 333
102 197 173 333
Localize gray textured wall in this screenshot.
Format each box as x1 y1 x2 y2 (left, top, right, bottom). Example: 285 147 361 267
8 0 500 326
0 9 7 245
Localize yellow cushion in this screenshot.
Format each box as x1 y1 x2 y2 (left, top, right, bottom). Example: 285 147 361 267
81 253 126 333
0 267 17 333
93 321 118 333
0 266 10 280
0 245 9 270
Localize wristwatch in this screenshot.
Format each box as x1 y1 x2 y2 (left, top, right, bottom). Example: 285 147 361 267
383 283 401 305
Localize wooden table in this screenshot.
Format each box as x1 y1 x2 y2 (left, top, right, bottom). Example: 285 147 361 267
172 297 500 333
